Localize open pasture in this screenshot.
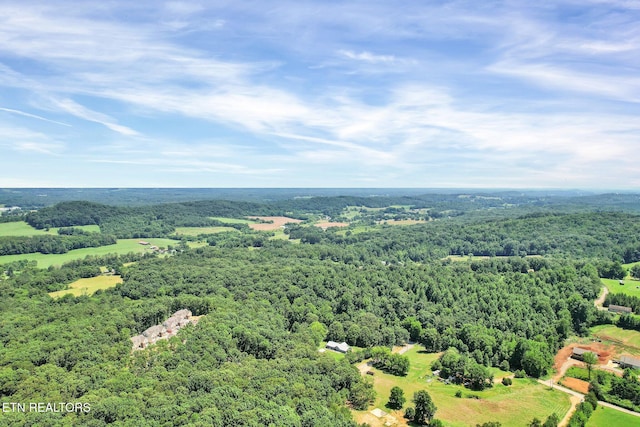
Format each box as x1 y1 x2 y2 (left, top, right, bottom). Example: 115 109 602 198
173 226 238 236
590 325 640 356
602 278 640 298
247 216 303 231
586 405 640 426
0 238 179 268
352 346 570 427
209 216 256 224
0 221 100 236
48 275 123 298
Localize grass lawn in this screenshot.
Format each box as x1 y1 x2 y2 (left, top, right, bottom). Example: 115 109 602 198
0 238 179 268
353 347 570 427
590 325 640 355
48 275 123 298
209 216 256 224
602 278 640 298
0 221 100 236
586 405 640 426
173 226 239 236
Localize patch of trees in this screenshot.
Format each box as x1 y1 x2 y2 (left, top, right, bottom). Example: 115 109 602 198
590 369 640 413
432 348 494 390
566 392 597 427
369 347 410 376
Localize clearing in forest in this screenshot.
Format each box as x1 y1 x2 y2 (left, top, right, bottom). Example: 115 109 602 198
351 345 570 427
586 405 640 426
247 216 303 230
601 278 640 298
590 325 640 356
0 238 179 268
0 221 100 236
49 275 123 298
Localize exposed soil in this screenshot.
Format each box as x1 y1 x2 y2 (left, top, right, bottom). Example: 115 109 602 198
247 216 303 231
561 377 590 394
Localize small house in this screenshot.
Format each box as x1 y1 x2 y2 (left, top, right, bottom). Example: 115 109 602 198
618 355 640 370
326 341 350 353
571 347 597 361
608 305 633 314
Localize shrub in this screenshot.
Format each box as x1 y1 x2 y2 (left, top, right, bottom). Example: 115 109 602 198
404 407 415 419
502 377 512 386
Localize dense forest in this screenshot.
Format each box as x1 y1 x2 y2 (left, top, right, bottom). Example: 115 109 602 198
1 191 640 425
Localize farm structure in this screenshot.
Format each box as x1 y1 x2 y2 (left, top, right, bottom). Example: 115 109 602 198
608 304 633 314
617 355 640 370
326 341 350 353
570 347 598 361
131 309 192 350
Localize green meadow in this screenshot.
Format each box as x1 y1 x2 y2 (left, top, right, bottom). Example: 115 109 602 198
48 275 123 298
0 221 100 236
173 226 239 236
590 325 640 355
586 405 640 427
0 238 179 268
602 278 640 298
353 346 570 427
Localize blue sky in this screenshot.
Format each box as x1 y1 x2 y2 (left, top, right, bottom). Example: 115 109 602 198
1 1 639 188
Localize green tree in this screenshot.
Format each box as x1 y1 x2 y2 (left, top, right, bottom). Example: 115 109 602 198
387 386 405 409
542 413 560 427
631 264 640 279
582 351 597 380
412 390 436 425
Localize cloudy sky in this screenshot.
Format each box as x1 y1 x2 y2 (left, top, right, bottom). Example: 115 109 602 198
1 1 638 188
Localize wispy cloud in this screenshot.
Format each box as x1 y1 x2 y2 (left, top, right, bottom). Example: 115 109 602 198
0 107 71 126
339 50 396 63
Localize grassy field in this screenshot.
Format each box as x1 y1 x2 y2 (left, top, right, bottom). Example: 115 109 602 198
590 325 640 355
0 221 100 236
48 275 123 298
173 226 239 236
602 278 640 298
586 405 640 426
0 238 179 268
352 347 570 427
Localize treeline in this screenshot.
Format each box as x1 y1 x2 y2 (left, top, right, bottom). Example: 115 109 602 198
0 233 116 255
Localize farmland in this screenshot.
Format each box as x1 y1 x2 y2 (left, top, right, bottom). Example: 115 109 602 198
0 238 178 268
590 325 640 355
0 221 100 236
352 346 570 427
48 275 123 298
586 405 640 426
602 278 640 298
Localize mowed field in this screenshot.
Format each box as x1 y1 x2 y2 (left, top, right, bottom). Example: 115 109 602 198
590 325 640 356
0 221 100 236
247 216 303 231
586 405 640 426
0 238 179 268
209 217 257 224
173 226 239 236
602 277 640 298
48 275 123 298
352 346 570 427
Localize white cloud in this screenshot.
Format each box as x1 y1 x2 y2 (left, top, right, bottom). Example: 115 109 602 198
339 50 396 63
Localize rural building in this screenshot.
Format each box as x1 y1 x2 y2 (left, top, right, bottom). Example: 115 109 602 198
608 305 633 314
131 335 148 350
326 341 350 353
132 309 193 350
618 355 640 370
571 347 598 361
138 241 149 245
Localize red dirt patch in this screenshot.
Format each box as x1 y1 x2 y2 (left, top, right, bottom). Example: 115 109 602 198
247 216 303 231
561 377 590 394
555 342 614 369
